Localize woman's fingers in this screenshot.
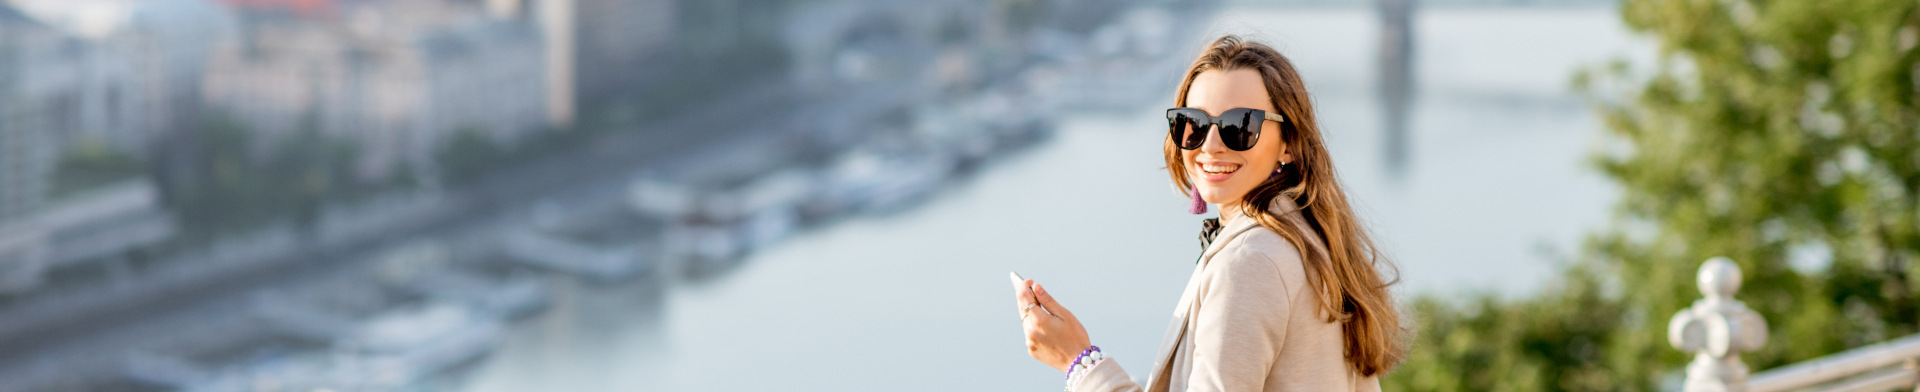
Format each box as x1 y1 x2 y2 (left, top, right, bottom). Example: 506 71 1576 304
1017 282 1090 372
1032 283 1071 320
1022 311 1049 358
1014 278 1036 316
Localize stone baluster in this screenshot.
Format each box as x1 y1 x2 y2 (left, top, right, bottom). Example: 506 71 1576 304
1670 257 1772 392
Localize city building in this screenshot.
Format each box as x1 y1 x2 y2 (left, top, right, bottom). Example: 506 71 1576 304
0 2 63 292
203 0 548 181
2 0 231 157
571 0 675 103
0 2 78 223
485 0 678 127
1 3 179 294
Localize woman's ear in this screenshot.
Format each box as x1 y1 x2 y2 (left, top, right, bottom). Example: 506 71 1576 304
1278 121 1297 164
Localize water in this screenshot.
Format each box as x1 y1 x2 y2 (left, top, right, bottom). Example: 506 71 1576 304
460 6 1651 391
1236 7 1652 296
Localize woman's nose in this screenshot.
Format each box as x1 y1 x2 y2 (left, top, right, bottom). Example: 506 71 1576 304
1200 124 1229 153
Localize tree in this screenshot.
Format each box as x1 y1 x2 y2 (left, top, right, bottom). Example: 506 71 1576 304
165 111 372 240
50 138 144 199
435 127 510 186
1386 0 1920 390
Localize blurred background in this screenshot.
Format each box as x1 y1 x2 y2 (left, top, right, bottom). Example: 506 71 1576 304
1 0 1916 390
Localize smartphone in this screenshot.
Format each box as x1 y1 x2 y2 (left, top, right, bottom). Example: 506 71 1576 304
1009 271 1052 316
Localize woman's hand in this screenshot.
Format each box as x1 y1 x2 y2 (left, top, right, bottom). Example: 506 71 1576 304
1016 279 1091 373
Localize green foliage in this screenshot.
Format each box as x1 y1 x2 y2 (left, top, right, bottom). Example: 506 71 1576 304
167 111 371 240
1000 0 1048 34
49 139 144 199
1390 266 1636 391
435 127 510 186
1386 0 1920 390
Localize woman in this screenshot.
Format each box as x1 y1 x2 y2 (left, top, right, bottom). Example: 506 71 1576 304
1014 35 1403 391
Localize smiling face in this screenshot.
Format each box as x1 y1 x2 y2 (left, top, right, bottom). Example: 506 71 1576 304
1181 68 1291 210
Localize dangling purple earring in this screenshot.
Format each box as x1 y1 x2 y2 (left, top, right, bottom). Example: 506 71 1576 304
1274 161 1287 178
1188 186 1207 214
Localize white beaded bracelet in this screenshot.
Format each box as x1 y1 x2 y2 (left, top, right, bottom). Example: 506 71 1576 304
1064 346 1106 391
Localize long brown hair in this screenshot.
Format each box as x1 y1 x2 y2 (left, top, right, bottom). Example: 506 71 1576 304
1163 35 1404 376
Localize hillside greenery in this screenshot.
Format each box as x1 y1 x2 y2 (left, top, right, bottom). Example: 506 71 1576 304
1385 0 1920 390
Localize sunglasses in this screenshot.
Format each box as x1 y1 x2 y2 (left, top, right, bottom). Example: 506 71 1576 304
1166 107 1286 151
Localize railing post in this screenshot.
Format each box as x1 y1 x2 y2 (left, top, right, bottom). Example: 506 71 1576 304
1670 257 1771 392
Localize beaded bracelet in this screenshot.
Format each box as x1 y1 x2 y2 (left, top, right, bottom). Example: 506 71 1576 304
1063 345 1106 390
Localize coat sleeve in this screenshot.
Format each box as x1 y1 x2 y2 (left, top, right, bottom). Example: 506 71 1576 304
1183 245 1292 391
1068 357 1143 392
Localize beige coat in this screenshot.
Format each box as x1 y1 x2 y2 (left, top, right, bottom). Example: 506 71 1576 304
1070 197 1382 392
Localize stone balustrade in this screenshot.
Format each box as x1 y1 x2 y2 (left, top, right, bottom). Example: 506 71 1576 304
1670 257 1920 392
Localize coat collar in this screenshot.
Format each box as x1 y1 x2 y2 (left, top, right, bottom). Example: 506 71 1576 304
1197 195 1306 264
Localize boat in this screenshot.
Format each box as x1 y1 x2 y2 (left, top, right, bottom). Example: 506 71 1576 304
500 227 651 283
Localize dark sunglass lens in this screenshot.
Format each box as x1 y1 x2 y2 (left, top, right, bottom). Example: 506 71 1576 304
1223 110 1259 151
1184 123 1209 149
1169 116 1196 149
1169 110 1207 149
1167 115 1186 146
1218 123 1246 150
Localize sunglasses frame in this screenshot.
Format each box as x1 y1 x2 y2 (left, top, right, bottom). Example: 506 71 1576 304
1166 107 1287 151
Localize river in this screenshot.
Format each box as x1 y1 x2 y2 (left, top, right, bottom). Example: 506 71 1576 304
460 6 1649 391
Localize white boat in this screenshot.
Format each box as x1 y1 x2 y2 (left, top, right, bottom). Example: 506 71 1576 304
169 298 508 392
732 170 816 251
626 177 698 219
500 228 651 282
370 240 552 319
333 303 505 389
823 147 957 214
410 270 550 319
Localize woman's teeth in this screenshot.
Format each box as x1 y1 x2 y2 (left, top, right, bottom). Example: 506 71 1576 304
1201 164 1239 174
